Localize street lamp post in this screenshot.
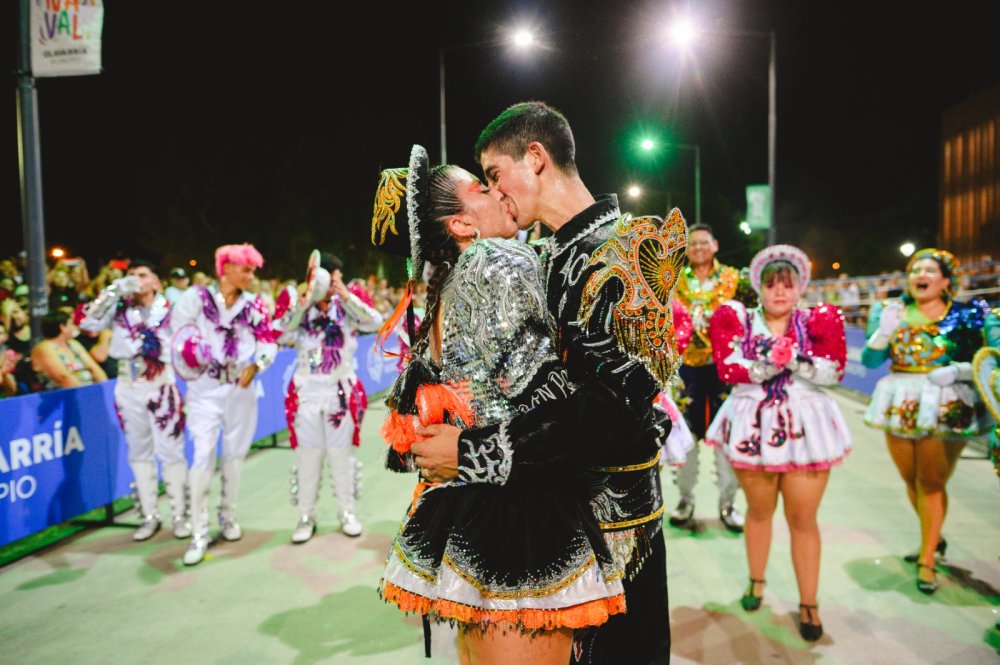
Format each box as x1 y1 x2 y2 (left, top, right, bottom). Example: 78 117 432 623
669 24 776 243
439 30 535 165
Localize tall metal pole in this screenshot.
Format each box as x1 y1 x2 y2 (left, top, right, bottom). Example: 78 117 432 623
16 0 48 340
438 47 447 165
693 144 701 226
767 30 777 245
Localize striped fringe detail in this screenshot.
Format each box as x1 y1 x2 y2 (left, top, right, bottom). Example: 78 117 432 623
379 580 626 631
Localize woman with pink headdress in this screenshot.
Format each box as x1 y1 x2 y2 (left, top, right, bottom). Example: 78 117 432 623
705 244 850 642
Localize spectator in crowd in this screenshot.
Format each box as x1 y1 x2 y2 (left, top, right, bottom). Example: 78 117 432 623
31 310 107 390
73 305 117 379
164 267 190 305
0 322 18 397
191 270 209 287
1 297 37 393
13 284 30 311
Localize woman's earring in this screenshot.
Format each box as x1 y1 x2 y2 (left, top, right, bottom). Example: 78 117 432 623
473 228 481 242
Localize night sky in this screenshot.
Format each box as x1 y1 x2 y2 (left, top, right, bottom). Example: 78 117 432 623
6 1 997 281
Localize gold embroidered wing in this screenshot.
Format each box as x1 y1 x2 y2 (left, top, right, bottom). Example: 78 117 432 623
578 209 688 389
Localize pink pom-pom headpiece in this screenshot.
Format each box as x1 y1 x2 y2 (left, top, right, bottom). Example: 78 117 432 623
215 243 264 277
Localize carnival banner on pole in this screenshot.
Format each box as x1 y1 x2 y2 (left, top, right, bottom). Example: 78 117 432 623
30 0 104 78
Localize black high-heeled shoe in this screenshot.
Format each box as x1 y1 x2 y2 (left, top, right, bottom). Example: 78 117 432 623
916 563 939 595
798 604 823 642
904 537 947 563
740 578 766 612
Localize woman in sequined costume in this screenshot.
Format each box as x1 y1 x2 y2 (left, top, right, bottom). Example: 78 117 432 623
371 145 623 664
705 245 850 642
862 248 988 594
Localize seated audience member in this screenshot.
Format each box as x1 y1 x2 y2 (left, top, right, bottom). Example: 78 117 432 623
31 310 107 390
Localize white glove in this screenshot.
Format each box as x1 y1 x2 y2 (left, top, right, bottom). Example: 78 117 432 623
927 362 972 386
113 275 141 296
868 300 904 350
749 359 783 383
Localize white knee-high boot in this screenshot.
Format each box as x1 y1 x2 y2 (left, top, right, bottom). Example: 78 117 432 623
219 458 244 541
161 462 191 538
291 448 324 544
327 447 361 537
130 460 161 541
183 468 213 565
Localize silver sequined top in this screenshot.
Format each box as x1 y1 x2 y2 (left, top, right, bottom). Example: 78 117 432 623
435 238 574 428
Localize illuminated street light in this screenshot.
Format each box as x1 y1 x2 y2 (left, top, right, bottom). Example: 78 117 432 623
513 30 534 47
668 19 776 244
440 28 537 164
739 221 752 235
832 262 841 270
636 135 701 225
668 20 696 48
627 185 642 198
899 242 916 257
50 247 65 259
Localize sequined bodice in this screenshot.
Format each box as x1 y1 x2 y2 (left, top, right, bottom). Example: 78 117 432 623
437 238 570 428
887 301 986 372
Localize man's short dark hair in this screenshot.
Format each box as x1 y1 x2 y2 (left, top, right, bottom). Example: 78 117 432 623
688 223 715 238
41 310 69 339
474 101 578 174
320 252 343 274
128 259 158 277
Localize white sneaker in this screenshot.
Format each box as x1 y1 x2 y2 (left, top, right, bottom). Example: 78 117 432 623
133 515 161 541
183 534 209 566
291 516 316 544
172 515 192 539
219 516 242 542
339 511 362 538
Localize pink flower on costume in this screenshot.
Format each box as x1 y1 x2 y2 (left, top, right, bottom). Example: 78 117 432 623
769 336 795 368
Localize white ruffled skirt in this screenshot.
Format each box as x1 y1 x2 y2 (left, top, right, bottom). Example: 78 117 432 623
706 381 851 472
864 372 984 439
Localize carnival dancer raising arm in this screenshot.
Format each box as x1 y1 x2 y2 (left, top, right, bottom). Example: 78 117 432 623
274 251 383 543
80 259 189 541
170 243 277 566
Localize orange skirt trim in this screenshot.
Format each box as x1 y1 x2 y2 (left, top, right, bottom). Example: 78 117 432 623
379 580 626 630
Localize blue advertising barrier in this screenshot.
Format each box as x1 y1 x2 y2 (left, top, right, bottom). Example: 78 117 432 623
0 333 401 547
840 327 888 398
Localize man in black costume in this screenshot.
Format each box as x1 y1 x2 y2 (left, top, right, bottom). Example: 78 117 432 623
413 101 673 664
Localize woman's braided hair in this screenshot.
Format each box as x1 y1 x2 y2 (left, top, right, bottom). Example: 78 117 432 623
410 165 464 356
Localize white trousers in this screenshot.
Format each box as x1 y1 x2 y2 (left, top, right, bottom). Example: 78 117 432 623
186 377 258 470
114 380 186 466
288 375 358 516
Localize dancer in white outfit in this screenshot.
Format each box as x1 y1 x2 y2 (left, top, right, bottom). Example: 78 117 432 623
80 259 189 541
171 243 277 565
274 251 383 542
